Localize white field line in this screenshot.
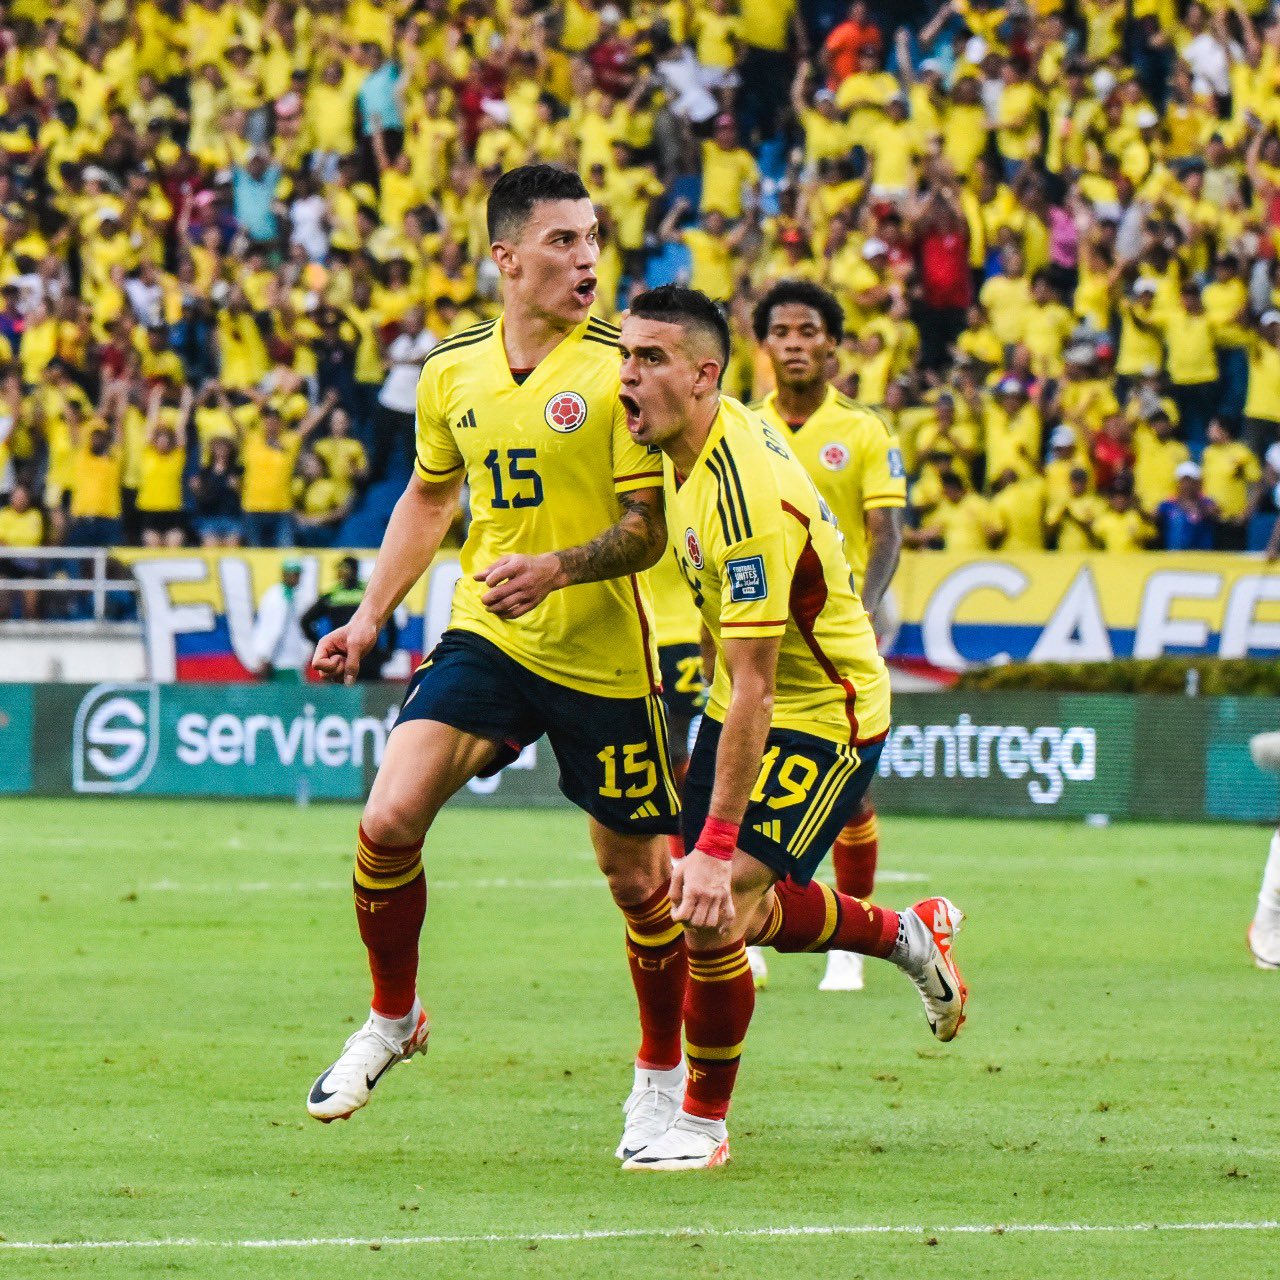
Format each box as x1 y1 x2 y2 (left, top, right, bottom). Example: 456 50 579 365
2 1221 1277 1252
133 870 928 894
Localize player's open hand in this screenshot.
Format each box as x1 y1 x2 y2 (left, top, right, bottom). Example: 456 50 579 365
670 849 735 933
312 617 377 685
474 553 564 619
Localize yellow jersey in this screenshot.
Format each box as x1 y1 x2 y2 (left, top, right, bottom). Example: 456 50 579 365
0 505 43 547
663 397 890 746
753 386 906 582
136 444 186 512
70 444 124 519
414 315 664 699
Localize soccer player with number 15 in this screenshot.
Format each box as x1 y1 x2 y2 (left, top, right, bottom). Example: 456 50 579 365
307 167 688 1164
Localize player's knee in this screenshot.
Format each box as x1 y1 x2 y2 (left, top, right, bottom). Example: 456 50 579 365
596 835 667 908
360 794 431 850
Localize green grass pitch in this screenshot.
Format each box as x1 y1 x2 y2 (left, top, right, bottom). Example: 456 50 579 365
2 797 1278 1278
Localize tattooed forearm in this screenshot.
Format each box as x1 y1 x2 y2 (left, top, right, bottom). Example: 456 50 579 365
554 488 667 585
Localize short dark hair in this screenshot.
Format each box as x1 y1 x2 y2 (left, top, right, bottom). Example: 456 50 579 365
752 279 845 343
628 285 732 375
486 164 590 244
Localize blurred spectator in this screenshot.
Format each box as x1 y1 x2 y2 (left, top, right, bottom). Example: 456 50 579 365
1157 462 1220 551
377 309 435 481
301 554 398 680
189 437 244 548
251 558 316 682
0 483 44 619
1201 419 1261 551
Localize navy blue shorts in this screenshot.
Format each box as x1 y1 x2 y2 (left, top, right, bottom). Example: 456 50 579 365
681 715 885 885
397 629 681 835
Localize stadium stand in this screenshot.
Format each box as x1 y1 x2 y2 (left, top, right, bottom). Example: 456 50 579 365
1 0 1279 616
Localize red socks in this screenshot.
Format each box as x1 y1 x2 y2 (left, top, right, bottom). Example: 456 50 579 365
620 882 688 1070
751 878 898 958
683 940 756 1121
832 807 878 899
353 825 426 1019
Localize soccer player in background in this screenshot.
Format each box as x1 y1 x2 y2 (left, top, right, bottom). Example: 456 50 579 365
616 287 966 1170
747 281 906 993
308 167 690 1163
1247 731 1280 969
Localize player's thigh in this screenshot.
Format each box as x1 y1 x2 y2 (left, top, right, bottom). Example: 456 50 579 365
539 682 682 841
363 630 539 844
685 715 885 888
362 719 500 845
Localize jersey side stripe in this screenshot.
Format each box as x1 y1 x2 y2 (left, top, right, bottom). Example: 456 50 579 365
580 333 620 348
715 443 753 538
705 452 742 542
588 317 621 335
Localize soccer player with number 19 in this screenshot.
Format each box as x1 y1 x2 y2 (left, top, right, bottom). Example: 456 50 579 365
308 167 688 1162
616 288 968 1170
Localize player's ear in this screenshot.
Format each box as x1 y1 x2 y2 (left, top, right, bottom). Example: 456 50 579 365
693 359 722 398
490 240 517 278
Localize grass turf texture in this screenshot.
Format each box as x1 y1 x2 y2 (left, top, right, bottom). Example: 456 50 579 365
2 799 1277 1279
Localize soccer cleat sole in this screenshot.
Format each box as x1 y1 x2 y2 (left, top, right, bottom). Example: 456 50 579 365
622 1139 730 1171
1248 923 1280 970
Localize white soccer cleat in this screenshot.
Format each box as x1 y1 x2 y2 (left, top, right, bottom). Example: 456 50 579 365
622 1114 730 1171
307 1001 429 1122
1248 922 1280 970
895 897 968 1042
615 1064 686 1159
746 945 769 990
819 949 865 992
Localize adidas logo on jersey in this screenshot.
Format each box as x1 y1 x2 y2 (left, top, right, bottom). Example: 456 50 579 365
630 800 661 821
752 819 782 843
455 408 477 430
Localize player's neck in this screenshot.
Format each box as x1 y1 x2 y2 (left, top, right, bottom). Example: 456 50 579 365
501 303 576 374
666 397 721 477
773 378 828 425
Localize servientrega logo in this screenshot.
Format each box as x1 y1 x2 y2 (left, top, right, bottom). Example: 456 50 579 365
72 684 160 794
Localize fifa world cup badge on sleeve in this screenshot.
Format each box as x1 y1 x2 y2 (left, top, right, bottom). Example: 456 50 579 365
726 556 767 602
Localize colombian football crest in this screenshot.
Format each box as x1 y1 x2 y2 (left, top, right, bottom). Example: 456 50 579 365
684 527 704 569
544 391 587 432
820 442 850 471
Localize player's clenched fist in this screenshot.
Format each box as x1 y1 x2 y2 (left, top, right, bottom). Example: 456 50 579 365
670 849 735 933
474 552 565 619
312 617 378 685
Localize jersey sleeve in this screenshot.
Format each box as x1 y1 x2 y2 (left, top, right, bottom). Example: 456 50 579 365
611 397 665 495
413 362 463 484
712 464 791 640
858 420 908 510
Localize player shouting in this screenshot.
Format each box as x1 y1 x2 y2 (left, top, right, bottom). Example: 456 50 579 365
307 166 689 1163
614 287 967 1171
748 280 906 993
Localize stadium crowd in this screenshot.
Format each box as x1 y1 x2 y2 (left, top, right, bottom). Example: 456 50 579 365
2 0 1280 603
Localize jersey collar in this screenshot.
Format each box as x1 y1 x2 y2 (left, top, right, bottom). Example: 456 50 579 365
762 382 838 436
